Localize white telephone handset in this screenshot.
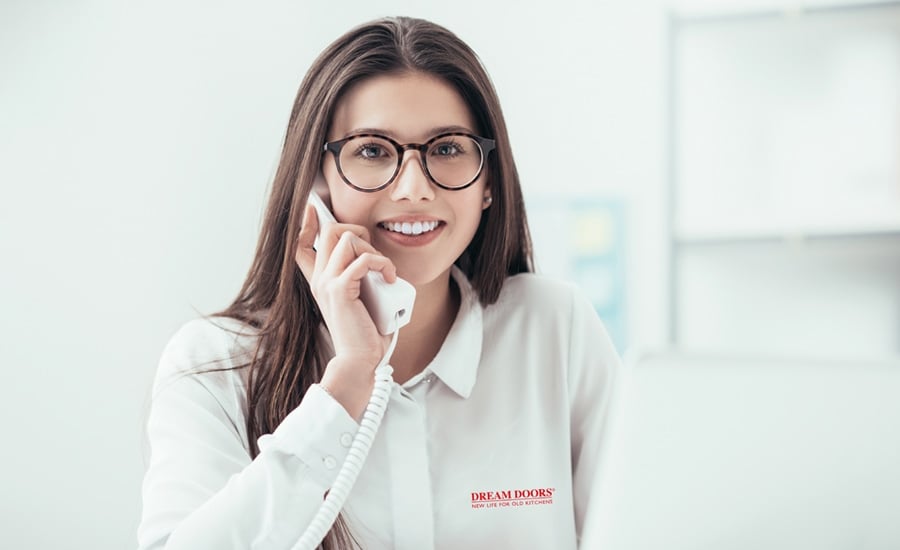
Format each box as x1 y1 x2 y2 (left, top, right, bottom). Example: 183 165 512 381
293 190 415 550
307 191 416 335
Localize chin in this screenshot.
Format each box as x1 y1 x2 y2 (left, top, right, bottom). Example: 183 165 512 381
395 264 454 289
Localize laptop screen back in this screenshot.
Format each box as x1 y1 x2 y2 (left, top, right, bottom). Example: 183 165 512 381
582 352 900 550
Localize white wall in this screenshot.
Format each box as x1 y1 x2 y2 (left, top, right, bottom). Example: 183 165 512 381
671 2 900 359
0 1 667 548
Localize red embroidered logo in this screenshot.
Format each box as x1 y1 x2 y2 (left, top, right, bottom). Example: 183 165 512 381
470 488 555 509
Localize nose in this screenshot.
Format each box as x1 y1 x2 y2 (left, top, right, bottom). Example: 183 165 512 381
389 149 436 202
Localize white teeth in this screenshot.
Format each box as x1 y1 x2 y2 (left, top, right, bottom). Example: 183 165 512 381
383 220 439 235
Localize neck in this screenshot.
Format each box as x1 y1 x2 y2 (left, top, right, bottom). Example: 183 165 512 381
389 269 460 384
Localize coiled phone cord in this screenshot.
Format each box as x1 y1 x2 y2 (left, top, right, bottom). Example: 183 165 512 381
291 323 400 550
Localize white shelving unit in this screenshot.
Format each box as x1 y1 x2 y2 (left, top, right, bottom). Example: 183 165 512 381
669 1 900 358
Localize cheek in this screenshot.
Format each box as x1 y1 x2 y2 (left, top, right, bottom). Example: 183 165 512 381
322 157 374 223
330 192 366 225
456 195 488 234
323 173 360 223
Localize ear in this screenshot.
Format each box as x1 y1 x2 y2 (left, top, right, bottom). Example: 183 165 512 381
482 190 493 210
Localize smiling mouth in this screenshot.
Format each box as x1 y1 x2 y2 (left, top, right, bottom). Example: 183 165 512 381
380 221 442 236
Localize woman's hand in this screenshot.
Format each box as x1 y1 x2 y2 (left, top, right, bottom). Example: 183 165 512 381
295 203 396 418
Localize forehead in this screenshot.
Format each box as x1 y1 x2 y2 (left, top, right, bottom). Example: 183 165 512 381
328 72 477 141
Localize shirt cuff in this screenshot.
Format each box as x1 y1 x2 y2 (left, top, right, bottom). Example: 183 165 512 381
257 384 360 490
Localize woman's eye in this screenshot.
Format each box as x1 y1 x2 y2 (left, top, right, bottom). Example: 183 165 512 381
433 142 461 157
358 144 386 159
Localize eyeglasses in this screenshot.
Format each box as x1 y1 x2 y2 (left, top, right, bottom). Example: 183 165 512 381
323 132 496 192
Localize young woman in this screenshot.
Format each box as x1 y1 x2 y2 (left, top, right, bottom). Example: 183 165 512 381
138 16 620 550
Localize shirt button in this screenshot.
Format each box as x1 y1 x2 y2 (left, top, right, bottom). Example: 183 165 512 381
340 433 353 447
323 456 337 470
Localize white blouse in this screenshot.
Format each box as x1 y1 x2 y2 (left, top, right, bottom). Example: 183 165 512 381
138 267 620 549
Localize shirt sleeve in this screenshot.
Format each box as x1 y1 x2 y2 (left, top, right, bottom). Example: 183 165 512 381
137 325 360 550
565 289 622 545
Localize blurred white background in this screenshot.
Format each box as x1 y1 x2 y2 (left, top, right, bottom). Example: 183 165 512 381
1 0 898 548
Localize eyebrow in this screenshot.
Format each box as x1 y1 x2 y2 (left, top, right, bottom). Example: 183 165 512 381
345 125 475 140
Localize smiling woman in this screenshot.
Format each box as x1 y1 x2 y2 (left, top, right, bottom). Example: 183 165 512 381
137 16 620 550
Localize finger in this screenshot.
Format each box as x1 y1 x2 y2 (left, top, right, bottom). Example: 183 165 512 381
295 203 319 281
322 231 385 279
312 223 369 281
335 252 398 292
317 222 371 260
343 233 396 282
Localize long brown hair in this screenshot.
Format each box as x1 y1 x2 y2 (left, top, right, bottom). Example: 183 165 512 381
217 16 532 548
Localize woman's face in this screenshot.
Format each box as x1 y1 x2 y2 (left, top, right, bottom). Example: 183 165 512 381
322 71 490 288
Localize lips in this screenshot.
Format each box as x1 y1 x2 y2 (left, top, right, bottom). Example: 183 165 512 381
380 220 441 236
377 218 445 246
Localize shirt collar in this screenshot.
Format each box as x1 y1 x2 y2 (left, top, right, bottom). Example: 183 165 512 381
419 265 483 399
